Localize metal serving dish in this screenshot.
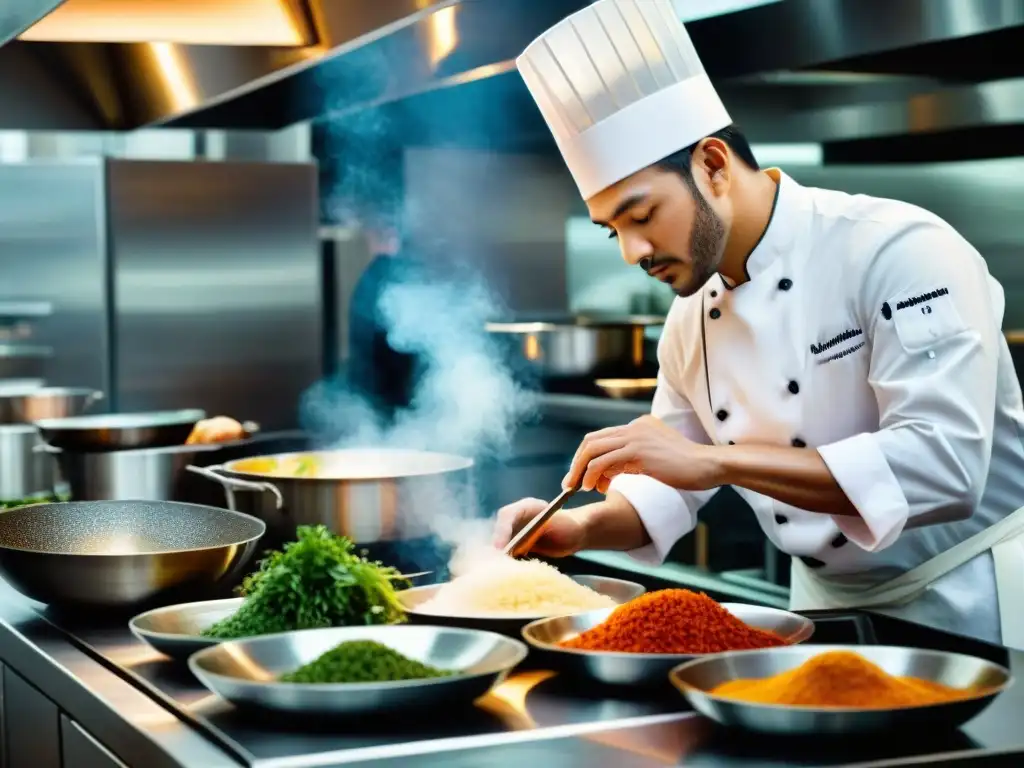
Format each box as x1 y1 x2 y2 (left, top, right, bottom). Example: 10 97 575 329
0 500 265 610
522 603 814 687
35 408 207 452
188 625 528 716
188 448 475 542
669 645 1012 735
130 597 244 660
0 386 102 424
398 575 645 638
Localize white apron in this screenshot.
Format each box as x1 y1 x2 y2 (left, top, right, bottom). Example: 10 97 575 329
790 504 1024 649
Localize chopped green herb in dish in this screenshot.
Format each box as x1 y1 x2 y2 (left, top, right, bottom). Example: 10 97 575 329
201 526 409 639
280 640 453 684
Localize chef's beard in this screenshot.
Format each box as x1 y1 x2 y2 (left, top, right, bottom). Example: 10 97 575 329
645 185 727 297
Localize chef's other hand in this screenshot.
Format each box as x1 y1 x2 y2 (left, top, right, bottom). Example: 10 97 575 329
492 498 587 558
186 416 246 445
563 414 720 494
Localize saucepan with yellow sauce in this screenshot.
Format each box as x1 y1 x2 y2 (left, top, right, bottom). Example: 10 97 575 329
187 449 475 543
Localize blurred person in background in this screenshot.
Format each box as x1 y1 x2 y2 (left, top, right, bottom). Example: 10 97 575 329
312 110 430 432
345 208 427 426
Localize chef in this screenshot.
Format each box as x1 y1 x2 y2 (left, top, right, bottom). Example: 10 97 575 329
493 0 1024 648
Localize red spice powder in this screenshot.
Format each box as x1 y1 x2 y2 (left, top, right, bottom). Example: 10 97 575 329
560 589 788 654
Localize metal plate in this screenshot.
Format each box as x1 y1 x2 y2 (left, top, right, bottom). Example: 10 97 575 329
188 625 528 716
669 644 1013 735
130 598 244 661
521 603 814 687
398 575 645 637
595 378 658 400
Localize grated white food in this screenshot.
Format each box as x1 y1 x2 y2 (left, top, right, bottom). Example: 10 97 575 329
417 555 616 617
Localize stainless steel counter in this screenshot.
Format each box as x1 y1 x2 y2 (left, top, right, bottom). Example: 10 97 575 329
0 576 1022 768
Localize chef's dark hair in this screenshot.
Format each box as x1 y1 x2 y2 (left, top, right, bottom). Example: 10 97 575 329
655 125 760 186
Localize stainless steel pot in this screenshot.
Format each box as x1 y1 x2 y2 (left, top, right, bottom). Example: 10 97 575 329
486 315 664 378
0 425 58 502
41 443 224 503
0 386 102 424
188 449 475 542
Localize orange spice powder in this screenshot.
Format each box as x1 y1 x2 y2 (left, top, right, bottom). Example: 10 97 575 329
711 650 987 708
559 589 788 654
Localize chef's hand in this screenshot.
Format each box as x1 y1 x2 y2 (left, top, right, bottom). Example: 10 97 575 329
563 415 721 494
492 498 587 558
186 416 246 445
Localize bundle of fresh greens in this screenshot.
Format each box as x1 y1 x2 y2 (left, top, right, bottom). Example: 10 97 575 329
280 640 453 684
201 526 409 639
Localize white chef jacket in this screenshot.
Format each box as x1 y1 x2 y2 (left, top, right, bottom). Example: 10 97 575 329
610 168 1024 646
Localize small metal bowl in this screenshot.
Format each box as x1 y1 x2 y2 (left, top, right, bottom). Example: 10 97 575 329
522 603 814 687
397 574 645 637
669 644 1013 735
188 625 528 716
595 378 658 400
130 597 244 661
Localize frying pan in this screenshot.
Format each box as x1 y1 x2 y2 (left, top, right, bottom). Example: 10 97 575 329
0 500 265 610
34 409 207 452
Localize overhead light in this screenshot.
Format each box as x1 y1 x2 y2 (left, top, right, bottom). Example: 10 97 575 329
18 0 313 46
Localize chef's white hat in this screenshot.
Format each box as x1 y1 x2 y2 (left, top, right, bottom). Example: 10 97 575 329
518 0 731 200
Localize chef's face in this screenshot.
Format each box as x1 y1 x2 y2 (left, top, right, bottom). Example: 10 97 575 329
587 148 730 297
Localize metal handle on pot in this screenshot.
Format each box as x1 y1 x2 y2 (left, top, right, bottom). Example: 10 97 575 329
85 391 105 410
186 465 284 510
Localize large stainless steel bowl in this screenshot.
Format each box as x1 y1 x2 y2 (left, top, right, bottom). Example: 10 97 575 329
130 597 244 661
0 387 102 424
0 500 265 609
35 409 206 452
522 603 814 687
398 574 645 637
669 645 1012 735
188 624 528 716
188 448 475 542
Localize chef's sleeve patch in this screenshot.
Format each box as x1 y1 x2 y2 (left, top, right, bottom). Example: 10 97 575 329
888 286 967 352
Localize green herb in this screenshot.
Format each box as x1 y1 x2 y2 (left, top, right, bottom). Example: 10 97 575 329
0 492 62 510
280 640 453 684
201 526 410 639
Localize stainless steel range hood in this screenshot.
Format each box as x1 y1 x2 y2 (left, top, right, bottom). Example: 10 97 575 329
0 0 463 130
2 0 1024 161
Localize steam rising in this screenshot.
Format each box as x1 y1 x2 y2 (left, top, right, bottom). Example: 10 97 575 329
302 274 537 460
303 60 540 571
